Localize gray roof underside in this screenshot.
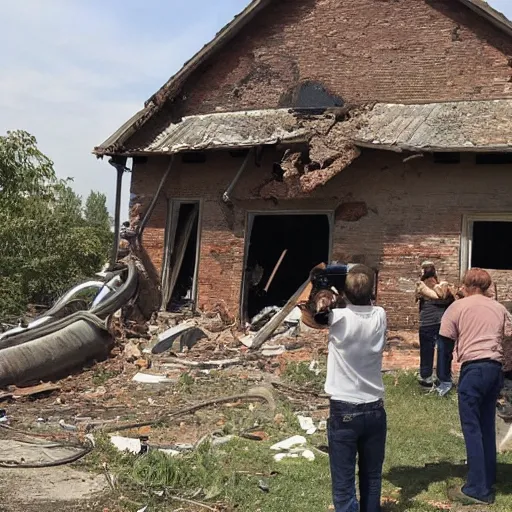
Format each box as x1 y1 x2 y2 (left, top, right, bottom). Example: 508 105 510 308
94 100 512 155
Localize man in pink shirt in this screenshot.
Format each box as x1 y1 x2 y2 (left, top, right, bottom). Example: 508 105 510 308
440 268 511 505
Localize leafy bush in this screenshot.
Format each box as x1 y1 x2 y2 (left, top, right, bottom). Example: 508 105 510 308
0 130 113 321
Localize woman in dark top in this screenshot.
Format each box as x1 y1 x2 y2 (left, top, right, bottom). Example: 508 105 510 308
416 262 455 395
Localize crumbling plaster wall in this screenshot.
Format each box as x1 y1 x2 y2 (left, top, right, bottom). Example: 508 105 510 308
131 150 512 329
170 0 512 117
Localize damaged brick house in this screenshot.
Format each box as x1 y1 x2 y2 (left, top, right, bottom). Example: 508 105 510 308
95 0 512 331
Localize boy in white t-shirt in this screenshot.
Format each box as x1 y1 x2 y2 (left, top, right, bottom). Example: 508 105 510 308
325 265 387 512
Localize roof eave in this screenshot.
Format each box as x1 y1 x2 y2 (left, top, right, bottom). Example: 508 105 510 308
145 0 272 109
457 0 512 38
94 0 512 155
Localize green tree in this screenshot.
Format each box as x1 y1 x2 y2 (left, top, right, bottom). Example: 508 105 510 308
0 131 111 322
0 130 55 211
84 191 111 230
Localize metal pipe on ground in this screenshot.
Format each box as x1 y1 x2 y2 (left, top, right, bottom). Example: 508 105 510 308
0 314 112 387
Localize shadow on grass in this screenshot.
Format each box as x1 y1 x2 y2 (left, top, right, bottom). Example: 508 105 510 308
385 462 512 508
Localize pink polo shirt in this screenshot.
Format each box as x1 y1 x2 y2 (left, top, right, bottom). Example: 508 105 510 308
440 294 512 364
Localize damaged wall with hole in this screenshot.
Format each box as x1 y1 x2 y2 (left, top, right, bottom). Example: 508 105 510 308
131 149 512 330
168 0 512 118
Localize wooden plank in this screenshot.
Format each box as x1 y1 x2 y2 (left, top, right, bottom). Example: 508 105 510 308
167 205 199 304
264 249 288 292
161 200 182 308
12 383 61 399
250 263 325 350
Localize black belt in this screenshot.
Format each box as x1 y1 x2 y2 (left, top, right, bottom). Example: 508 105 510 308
461 358 502 371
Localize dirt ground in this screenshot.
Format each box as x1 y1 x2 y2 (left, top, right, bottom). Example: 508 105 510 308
0 319 422 510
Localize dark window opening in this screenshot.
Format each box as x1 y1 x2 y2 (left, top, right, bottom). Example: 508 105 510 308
181 152 207 164
242 214 330 321
162 202 200 311
132 156 148 165
229 149 250 158
471 221 512 270
433 152 460 164
475 153 512 165
279 81 344 111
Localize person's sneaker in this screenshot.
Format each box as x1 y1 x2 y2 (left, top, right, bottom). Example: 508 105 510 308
497 401 512 421
436 382 453 397
418 375 435 388
447 485 494 505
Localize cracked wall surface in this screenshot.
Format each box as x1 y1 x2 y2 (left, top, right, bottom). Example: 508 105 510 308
171 0 512 117
132 150 512 329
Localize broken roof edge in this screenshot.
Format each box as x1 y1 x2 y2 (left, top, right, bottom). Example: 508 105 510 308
457 0 512 38
93 106 153 157
95 101 512 158
94 0 512 157
146 0 271 110
354 141 512 154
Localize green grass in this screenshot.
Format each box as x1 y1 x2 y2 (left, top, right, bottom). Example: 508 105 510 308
92 367 120 386
86 372 512 511
282 360 326 392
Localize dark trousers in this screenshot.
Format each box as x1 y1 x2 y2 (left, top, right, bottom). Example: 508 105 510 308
419 324 440 379
437 336 455 383
328 399 387 512
458 360 503 502
419 324 454 382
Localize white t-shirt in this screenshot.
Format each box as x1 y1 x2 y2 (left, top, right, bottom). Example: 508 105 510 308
325 305 387 404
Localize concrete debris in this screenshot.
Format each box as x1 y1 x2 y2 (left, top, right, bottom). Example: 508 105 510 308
261 346 286 357
301 449 316 461
149 321 205 354
300 143 360 193
309 360 322 376
250 307 281 332
263 136 360 198
132 372 175 384
110 435 142 455
59 419 78 431
123 341 142 362
297 415 317 435
270 435 307 451
273 449 315 462
273 452 300 461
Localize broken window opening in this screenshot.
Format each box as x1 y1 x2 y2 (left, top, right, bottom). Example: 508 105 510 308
475 153 512 165
181 152 207 164
433 152 460 164
161 201 200 312
241 213 331 323
471 221 512 270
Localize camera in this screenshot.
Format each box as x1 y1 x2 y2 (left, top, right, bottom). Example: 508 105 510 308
311 264 350 294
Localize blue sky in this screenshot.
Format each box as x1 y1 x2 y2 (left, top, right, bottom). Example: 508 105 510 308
0 0 510 218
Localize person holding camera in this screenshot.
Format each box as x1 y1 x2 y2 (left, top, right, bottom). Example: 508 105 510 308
324 265 387 512
440 268 511 505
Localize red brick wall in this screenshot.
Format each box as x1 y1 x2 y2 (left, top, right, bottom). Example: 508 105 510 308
132 150 512 329
172 0 512 116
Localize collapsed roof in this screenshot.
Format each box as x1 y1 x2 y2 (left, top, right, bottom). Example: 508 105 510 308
95 100 512 156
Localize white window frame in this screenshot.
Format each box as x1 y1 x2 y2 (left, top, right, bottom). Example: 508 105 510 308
460 213 512 278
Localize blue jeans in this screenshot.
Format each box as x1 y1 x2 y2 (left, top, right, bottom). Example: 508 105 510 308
328 399 387 512
458 360 503 502
419 324 439 380
437 336 455 384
